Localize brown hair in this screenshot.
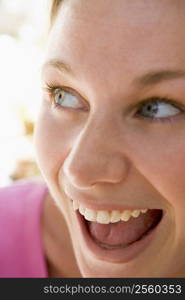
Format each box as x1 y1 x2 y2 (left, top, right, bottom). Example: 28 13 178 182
51 0 63 25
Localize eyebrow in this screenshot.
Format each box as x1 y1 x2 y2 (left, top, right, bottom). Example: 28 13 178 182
42 59 74 75
134 69 185 86
43 59 185 87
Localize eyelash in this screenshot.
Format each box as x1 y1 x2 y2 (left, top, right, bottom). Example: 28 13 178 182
134 96 184 123
44 83 75 110
44 83 89 112
43 83 185 123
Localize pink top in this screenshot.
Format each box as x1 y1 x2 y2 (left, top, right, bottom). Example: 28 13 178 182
0 179 49 277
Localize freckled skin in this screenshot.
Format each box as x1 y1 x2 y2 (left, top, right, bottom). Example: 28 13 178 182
34 0 185 277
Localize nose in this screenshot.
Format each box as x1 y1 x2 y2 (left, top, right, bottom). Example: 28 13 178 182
63 116 130 189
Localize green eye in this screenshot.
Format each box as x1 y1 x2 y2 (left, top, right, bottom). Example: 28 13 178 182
137 99 181 119
54 88 83 109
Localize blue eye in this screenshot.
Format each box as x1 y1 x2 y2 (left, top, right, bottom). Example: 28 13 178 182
136 98 181 120
54 88 83 109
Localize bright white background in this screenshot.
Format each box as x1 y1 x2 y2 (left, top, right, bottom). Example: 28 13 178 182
0 0 50 186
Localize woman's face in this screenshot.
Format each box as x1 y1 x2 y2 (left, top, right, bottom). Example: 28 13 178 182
34 0 185 277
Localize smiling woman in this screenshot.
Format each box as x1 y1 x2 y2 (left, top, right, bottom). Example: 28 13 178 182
1 0 185 278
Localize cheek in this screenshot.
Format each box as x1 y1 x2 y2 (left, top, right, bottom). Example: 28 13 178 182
127 130 185 244
34 105 77 181
129 130 185 210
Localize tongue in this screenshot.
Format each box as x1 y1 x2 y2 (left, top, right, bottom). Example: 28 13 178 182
87 210 162 247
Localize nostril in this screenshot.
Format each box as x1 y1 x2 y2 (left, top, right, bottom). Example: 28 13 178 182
63 159 94 189
63 145 130 188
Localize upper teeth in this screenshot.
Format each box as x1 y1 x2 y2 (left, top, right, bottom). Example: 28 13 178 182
72 200 148 224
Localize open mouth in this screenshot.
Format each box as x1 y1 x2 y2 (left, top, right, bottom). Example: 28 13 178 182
72 199 164 262
85 209 163 249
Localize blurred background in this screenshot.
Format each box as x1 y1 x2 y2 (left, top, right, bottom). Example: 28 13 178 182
0 0 50 186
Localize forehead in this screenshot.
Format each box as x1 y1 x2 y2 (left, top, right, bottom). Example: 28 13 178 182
46 0 185 90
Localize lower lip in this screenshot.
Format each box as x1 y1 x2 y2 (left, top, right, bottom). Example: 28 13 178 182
74 209 164 263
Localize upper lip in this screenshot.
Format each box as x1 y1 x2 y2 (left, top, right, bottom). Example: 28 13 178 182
65 190 160 212
62 176 164 211
71 198 157 211
62 179 166 211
